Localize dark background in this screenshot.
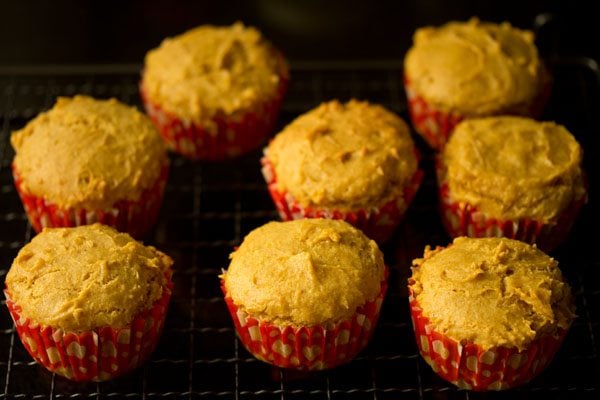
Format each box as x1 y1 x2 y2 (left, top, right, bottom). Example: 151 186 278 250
1 1 599 399
0 0 598 66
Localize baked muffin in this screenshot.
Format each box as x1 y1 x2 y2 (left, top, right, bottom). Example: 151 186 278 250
404 18 549 149
11 95 169 238
408 237 575 390
262 99 423 242
221 219 387 370
141 22 289 160
4 224 174 381
437 116 586 251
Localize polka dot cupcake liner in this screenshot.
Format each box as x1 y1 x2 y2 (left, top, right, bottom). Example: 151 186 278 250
4 274 173 382
140 76 288 161
404 77 463 151
408 290 568 391
12 163 169 239
261 156 424 243
436 161 586 252
221 270 388 371
404 74 551 151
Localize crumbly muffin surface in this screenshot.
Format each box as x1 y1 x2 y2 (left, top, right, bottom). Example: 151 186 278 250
405 18 541 115
5 224 173 331
11 95 168 209
222 219 385 326
142 22 288 123
440 116 586 222
409 237 575 350
267 100 418 210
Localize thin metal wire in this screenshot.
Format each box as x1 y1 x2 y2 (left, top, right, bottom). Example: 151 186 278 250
188 167 202 400
142 366 147 400
0 77 15 165
3 326 15 398
415 356 424 400
278 369 284 400
578 274 599 357
0 63 598 399
233 170 242 400
49 373 56 400
369 361 378 400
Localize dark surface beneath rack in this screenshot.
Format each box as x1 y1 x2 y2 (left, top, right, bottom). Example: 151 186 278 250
0 59 599 400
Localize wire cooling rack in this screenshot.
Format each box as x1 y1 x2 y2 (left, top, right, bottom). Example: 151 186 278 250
0 57 599 400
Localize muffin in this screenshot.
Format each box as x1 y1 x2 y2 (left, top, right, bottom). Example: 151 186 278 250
404 18 549 149
4 224 174 381
11 95 169 238
262 100 423 243
221 219 387 370
408 237 575 390
140 22 289 160
437 116 586 251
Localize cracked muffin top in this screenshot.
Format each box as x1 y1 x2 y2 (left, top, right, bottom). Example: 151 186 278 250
409 237 575 350
222 219 385 326
405 18 542 115
440 116 586 223
266 99 418 211
142 22 288 124
5 224 173 331
11 95 168 209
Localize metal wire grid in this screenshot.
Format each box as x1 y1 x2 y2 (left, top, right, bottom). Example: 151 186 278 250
0 61 598 400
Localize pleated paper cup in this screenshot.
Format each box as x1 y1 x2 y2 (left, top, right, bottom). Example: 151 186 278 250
261 156 423 243
404 72 551 151
222 269 388 371
436 160 586 252
408 290 569 391
4 274 173 382
140 75 288 161
12 163 169 239
404 77 463 151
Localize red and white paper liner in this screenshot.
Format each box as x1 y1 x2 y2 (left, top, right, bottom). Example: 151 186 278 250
404 77 463 151
12 162 169 239
4 274 173 382
408 290 568 391
221 269 388 371
261 156 424 243
140 76 288 161
436 161 586 252
404 74 551 151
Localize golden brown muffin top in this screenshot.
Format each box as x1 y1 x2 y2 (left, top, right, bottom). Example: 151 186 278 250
409 237 575 350
222 219 385 326
11 95 168 210
266 100 418 211
404 18 541 115
142 22 288 124
5 224 173 332
440 116 586 222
